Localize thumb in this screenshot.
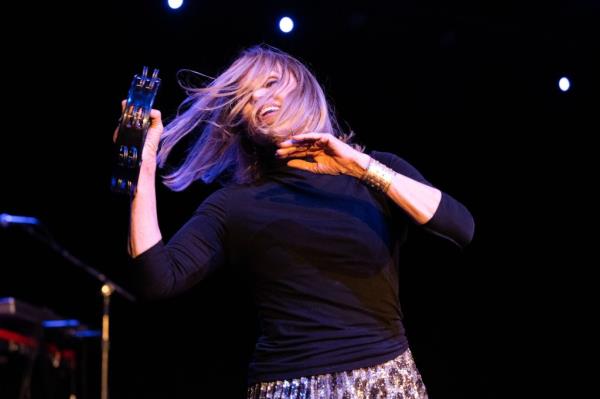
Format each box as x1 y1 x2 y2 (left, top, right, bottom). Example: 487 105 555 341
149 109 162 127
143 109 164 155
147 109 163 138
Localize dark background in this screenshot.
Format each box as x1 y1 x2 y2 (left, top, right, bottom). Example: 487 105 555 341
1 0 597 398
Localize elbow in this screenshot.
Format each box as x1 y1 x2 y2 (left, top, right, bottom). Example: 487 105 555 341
134 282 173 302
129 250 178 301
446 206 475 250
128 240 182 300
130 271 176 302
456 212 475 249
422 195 476 250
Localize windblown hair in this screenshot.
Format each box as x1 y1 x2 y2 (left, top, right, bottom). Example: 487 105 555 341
157 44 361 190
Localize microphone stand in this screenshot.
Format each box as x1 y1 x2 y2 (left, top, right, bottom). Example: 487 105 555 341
16 222 136 399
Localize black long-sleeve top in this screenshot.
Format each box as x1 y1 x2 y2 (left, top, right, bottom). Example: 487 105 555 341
131 151 475 385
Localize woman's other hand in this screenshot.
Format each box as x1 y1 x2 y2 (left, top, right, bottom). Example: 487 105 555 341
113 100 164 164
276 132 370 178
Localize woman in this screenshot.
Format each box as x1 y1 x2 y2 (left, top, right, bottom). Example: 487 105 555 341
126 45 474 398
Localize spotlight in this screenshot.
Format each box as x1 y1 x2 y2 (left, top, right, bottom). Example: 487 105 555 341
279 17 294 33
168 0 183 10
558 77 570 92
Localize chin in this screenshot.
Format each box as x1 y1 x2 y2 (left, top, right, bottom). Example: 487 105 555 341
246 127 277 147
246 118 291 145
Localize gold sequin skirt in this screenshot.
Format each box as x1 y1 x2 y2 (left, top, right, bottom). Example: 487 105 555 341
247 349 428 399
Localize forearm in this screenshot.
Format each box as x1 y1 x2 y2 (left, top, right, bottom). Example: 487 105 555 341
386 173 441 224
130 160 162 257
348 152 441 224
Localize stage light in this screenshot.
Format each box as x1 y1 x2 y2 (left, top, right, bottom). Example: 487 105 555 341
168 0 183 10
279 17 294 33
558 77 570 92
73 330 102 338
42 319 81 328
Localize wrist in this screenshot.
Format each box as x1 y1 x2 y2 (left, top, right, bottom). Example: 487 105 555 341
345 151 371 179
136 160 157 192
140 158 157 173
361 157 396 193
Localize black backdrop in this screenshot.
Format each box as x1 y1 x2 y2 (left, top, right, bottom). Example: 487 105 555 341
1 1 597 398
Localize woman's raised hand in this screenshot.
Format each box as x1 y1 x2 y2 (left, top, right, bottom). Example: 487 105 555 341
276 132 370 178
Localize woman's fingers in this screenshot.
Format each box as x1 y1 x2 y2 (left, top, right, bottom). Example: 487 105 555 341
293 133 330 148
279 139 309 148
276 146 303 156
291 132 327 141
278 138 328 153
279 132 330 147
287 159 320 173
113 100 128 143
276 146 321 158
114 100 163 152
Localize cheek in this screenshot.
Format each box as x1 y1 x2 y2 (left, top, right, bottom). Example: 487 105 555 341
281 86 297 102
242 103 254 119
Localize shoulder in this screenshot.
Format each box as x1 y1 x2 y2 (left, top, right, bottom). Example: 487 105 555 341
194 187 230 216
369 150 409 169
194 183 255 216
369 150 429 184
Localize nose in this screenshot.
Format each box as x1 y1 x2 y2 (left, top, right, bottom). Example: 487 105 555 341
252 88 268 101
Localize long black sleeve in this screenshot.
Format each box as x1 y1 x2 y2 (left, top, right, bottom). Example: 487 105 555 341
130 189 228 300
370 151 475 248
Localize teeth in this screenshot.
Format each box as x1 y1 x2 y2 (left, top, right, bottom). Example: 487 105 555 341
261 106 280 116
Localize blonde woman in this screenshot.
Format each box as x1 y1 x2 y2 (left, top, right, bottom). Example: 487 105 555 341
126 45 474 398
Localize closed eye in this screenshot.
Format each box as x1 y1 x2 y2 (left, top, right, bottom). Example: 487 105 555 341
265 79 278 88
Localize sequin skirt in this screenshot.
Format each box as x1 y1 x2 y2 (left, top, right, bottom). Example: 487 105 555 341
247 349 428 399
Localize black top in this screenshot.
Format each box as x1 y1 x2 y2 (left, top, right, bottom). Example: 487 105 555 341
131 151 475 385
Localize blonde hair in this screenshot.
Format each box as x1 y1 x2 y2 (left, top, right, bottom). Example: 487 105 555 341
157 44 360 190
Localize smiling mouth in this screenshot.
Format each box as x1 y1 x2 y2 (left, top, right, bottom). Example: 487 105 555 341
261 105 280 117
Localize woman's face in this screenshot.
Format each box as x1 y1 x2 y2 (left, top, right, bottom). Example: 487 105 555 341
243 67 297 131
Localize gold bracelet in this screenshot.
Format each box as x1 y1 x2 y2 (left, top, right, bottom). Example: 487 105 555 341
361 157 396 193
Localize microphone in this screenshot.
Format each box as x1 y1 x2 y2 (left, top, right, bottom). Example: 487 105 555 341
0 213 41 227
